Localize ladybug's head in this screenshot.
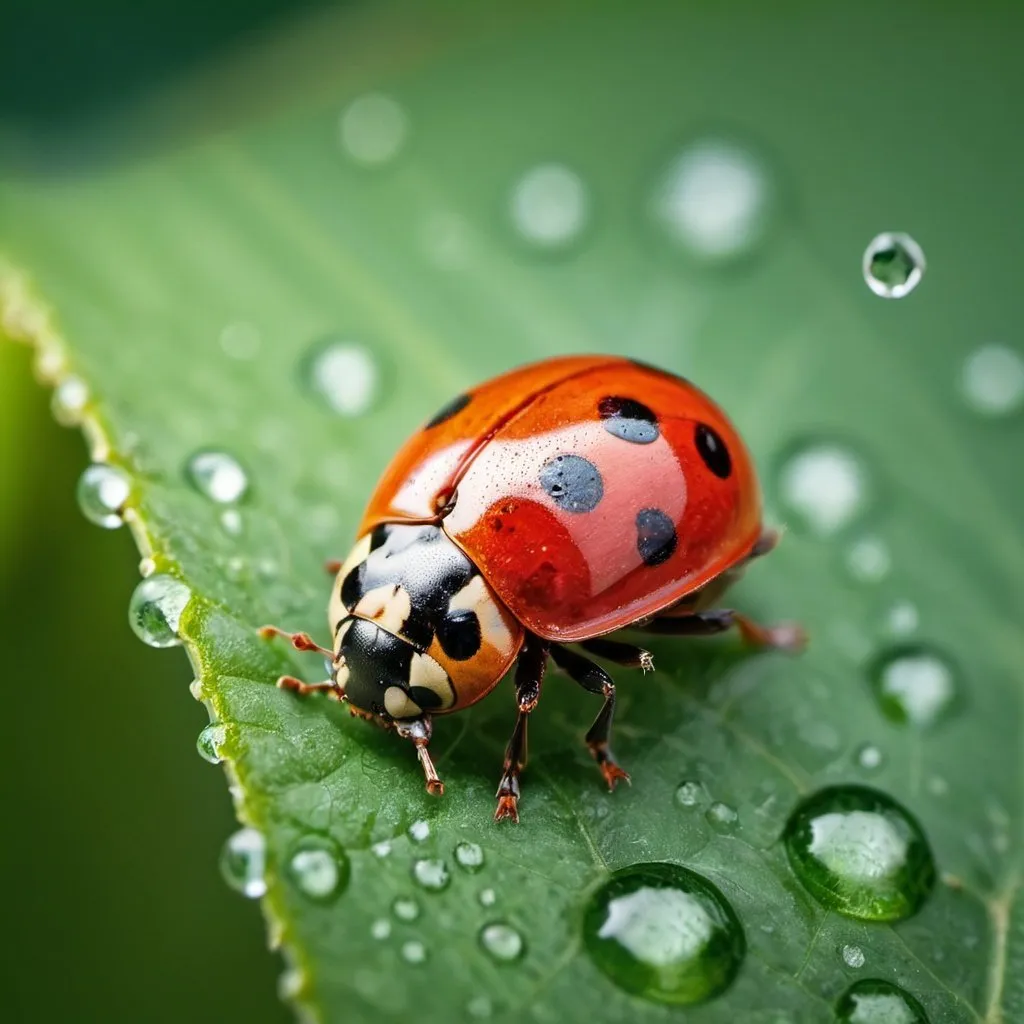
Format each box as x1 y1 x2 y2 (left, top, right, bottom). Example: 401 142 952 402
328 524 523 721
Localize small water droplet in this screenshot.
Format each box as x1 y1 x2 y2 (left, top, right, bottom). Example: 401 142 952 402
674 780 707 808
654 139 771 260
219 509 244 536
196 724 226 764
467 995 493 1018
219 321 262 360
869 645 958 729
862 232 926 299
220 827 267 898
186 450 249 504
287 836 348 901
392 897 420 921
371 918 391 940
276 967 305 1001
189 678 206 701
303 339 382 417
128 574 191 648
412 858 450 892
509 163 589 249
76 463 131 528
960 344 1024 417
885 601 919 636
842 943 866 968
402 939 427 964
454 841 485 872
479 922 525 963
706 802 739 829
479 888 497 907
408 819 430 842
836 979 929 1023
777 441 872 537
582 862 745 1006
339 93 408 166
855 744 883 771
371 840 392 858
783 785 935 921
927 775 949 797
52 376 89 425
846 536 891 583
139 557 157 577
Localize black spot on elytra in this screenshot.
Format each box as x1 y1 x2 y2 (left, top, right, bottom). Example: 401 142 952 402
425 392 471 429
340 563 364 610
694 423 732 479
539 454 604 513
598 395 660 444
338 617 414 713
408 685 445 711
436 608 482 661
636 508 678 566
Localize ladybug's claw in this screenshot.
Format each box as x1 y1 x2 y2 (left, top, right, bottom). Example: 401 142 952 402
494 792 520 823
597 759 631 791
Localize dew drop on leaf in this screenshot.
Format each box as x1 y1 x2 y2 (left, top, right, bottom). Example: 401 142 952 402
51 375 89 426
287 835 349 902
339 93 408 166
128 573 191 648
869 645 958 729
959 343 1024 417
783 785 935 921
454 841 485 872
674 780 706 808
370 919 391 940
401 939 427 964
885 601 919 636
841 943 865 968
219 508 243 536
196 723 226 764
862 232 926 298
835 979 930 1023
185 449 249 504
76 463 131 528
479 922 525 963
371 840 392 858
855 744 883 771
303 339 382 417
392 896 419 921
478 888 496 908
706 802 739 830
776 440 873 536
845 536 891 583
220 827 267 899
582 862 745 1006
408 819 430 842
412 858 451 892
509 163 589 249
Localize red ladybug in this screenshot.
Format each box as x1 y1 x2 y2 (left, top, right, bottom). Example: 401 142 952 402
261 355 803 822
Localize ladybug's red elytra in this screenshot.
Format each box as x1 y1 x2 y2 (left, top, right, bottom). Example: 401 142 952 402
260 355 804 822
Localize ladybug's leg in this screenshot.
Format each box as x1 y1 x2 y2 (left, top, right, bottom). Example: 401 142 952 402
578 637 654 672
258 625 333 658
494 634 549 824
550 645 630 791
394 716 444 796
277 675 343 698
642 609 805 652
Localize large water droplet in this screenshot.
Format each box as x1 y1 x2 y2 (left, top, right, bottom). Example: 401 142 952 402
869 645 958 729
783 785 935 921
582 862 745 1006
76 463 131 528
479 922 525 963
862 232 926 299
960 344 1024 417
287 836 348 902
220 827 267 898
339 93 408 166
836 979 929 1023
52 376 89 426
196 724 226 764
654 139 771 260
128 574 191 648
509 163 589 249
304 340 382 417
412 858 450 892
186 450 249 504
776 441 873 536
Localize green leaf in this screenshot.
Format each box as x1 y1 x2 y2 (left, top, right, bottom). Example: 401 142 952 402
3 5 1022 1023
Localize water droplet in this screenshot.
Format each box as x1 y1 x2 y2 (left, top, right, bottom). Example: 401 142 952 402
196 724 226 764
189 678 206 701
706 802 739 829
76 463 131 528
401 939 427 964
869 645 957 729
855 744 883 771
509 163 588 249
304 339 382 417
582 862 745 1006
371 918 391 940
674 780 707 808
219 321 261 360
52 376 89 425
276 967 305 1002
220 827 267 898
392 897 420 921
842 943 866 968
408 819 430 842
186 450 249 504
467 995 493 1018
412 858 450 892
479 922 525 962
287 836 348 901
836 979 929 1023
371 840 392 858
479 888 497 907
846 536 891 583
455 841 485 872
339 93 407 166
128 574 191 648
783 785 935 921
862 232 926 299
776 441 872 536
960 344 1024 417
654 139 771 260
885 601 919 636
927 775 949 797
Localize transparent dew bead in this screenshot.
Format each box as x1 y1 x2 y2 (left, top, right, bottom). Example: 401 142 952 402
478 888 497 908
286 836 349 902
454 841 485 872
479 922 525 963
960 344 1024 417
776 440 873 537
674 780 707 808
220 827 267 898
186 450 249 504
869 645 958 730
582 862 745 1006
842 943 866 968
408 819 430 842
783 785 935 921
862 232 926 298
401 940 427 964
196 724 226 764
392 897 420 921
76 463 132 528
303 339 382 417
509 163 589 249
412 858 451 892
128 574 191 648
835 979 929 1023
855 744 884 771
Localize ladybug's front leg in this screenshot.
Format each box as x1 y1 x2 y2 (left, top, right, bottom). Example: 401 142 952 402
395 716 444 797
494 634 549 823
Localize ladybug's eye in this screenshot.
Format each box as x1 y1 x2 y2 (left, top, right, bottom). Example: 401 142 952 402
694 423 732 478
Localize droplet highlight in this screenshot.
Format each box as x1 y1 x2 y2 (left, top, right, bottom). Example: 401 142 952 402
870 645 958 729
836 979 929 1023
783 785 935 921
777 441 872 536
582 862 745 1006
862 232 926 299
509 163 588 249
339 93 408 166
196 724 226 764
287 835 349 902
76 463 131 528
128 574 191 648
220 827 267 898
186 450 249 504
412 858 450 892
479 922 525 963
454 841 485 872
304 339 382 417
960 344 1024 417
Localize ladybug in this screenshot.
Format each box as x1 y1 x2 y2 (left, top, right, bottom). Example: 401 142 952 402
261 355 803 822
